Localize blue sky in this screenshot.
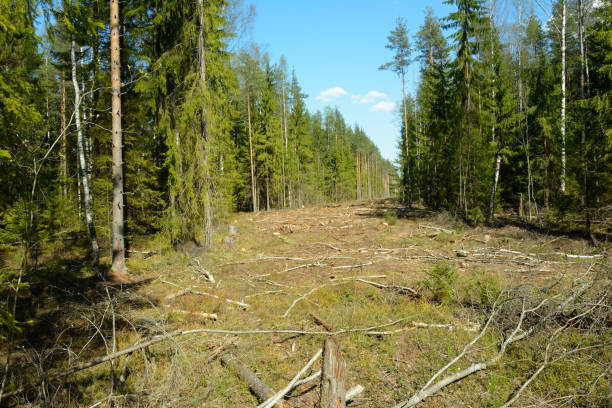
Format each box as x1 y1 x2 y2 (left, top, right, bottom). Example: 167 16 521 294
249 0 549 162
249 1 455 162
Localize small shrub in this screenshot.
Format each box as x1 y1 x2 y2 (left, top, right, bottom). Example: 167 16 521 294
462 270 503 309
383 210 398 226
422 262 457 304
467 206 484 226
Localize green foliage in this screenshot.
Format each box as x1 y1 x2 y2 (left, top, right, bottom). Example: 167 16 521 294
422 262 458 304
461 269 502 308
0 268 31 340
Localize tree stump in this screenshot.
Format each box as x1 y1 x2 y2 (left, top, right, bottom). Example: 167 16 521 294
319 339 346 408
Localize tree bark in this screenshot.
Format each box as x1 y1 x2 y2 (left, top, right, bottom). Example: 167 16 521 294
198 0 213 249
578 0 590 235
60 70 67 198
560 0 567 193
220 354 292 408
402 70 412 206
247 93 257 212
320 339 346 408
110 0 126 275
71 41 99 265
488 155 501 221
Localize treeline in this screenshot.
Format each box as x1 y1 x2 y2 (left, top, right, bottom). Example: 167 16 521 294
0 0 393 264
390 0 611 232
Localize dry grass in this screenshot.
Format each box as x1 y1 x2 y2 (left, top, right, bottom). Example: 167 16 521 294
5 199 609 407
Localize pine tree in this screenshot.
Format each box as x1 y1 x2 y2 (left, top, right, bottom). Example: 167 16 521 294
380 17 413 205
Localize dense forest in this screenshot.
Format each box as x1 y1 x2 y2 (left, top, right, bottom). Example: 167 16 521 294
392 0 611 233
0 0 393 272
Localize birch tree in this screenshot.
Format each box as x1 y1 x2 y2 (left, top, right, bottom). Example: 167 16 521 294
71 40 99 265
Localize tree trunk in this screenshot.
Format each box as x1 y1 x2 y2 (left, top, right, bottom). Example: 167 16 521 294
60 71 67 198
402 70 412 206
71 41 99 266
247 93 257 212
578 0 590 234
110 0 126 275
488 155 501 221
560 0 567 193
198 0 213 249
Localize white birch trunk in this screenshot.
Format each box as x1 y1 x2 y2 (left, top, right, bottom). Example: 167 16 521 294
560 0 567 193
71 41 99 265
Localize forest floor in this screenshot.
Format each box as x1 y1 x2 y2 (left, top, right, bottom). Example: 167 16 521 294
5 199 609 407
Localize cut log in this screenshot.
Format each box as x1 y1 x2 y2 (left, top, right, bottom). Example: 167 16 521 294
320 339 346 408
220 353 292 408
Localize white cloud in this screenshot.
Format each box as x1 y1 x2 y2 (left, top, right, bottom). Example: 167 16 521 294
316 86 348 102
352 90 389 104
370 101 397 112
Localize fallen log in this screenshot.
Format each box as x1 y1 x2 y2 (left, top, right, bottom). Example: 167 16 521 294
221 353 292 408
309 312 334 332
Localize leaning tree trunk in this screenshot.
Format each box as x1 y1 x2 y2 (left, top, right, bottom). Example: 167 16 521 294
71 41 99 265
198 0 213 249
110 0 126 276
560 0 567 193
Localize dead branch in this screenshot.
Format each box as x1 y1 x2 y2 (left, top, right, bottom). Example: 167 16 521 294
258 262 327 278
353 279 418 296
4 316 405 399
419 224 454 234
126 249 157 255
393 266 603 408
192 258 215 283
283 276 388 317
365 321 479 335
258 348 322 408
291 370 321 389
245 290 286 298
310 312 334 331
164 306 218 321
221 256 308 265
161 279 249 308
332 261 374 269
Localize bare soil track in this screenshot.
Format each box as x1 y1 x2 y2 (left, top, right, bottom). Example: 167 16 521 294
6 199 607 407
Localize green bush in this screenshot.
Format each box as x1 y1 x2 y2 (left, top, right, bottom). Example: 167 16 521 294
462 270 502 309
422 262 457 304
467 206 484 226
